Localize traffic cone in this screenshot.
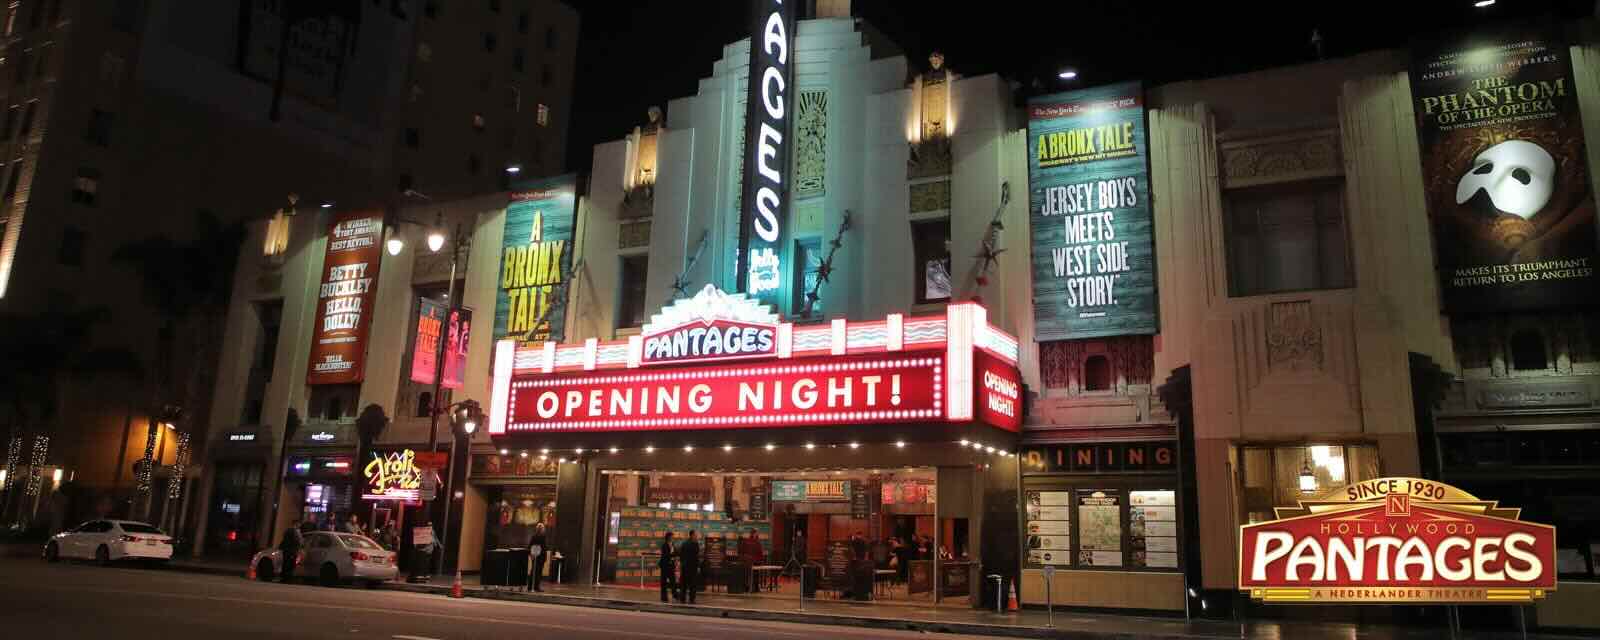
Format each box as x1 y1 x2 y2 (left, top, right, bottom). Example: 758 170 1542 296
245 562 256 581
451 570 464 598
1006 590 1018 612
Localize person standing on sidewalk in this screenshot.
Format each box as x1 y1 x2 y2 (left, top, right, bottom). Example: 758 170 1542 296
526 523 548 592
678 530 701 604
657 532 678 603
279 521 304 583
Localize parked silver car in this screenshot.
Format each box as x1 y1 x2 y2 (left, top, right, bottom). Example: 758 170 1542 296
250 531 397 587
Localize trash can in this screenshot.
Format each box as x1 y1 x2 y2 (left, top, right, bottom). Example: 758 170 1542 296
801 563 822 598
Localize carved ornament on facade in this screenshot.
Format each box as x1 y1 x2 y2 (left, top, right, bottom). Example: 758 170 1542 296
1266 300 1323 372
1220 130 1342 189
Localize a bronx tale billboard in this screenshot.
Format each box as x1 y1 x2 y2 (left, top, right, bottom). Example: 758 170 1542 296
496 174 577 343
1027 81 1158 340
1412 26 1599 312
307 210 385 385
736 0 796 311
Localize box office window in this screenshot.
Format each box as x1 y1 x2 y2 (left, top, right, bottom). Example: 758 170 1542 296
1237 444 1379 525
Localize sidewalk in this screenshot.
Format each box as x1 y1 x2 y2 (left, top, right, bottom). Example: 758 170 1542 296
375 573 1589 640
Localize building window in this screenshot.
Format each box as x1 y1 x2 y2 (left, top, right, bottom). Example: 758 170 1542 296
13 47 28 85
86 109 114 147
512 48 524 72
912 218 951 304
423 1 438 18
536 103 549 126
5 159 24 197
517 11 529 34
617 254 649 329
540 64 552 88
467 153 481 175
1 105 16 141
1083 355 1111 391
1511 329 1548 372
1224 179 1352 296
100 52 124 89
791 237 823 317
483 32 497 53
70 168 99 206
504 86 521 112
16 101 35 138
308 385 358 422
58 225 84 266
1238 444 1381 524
488 0 501 12
404 127 421 149
545 26 557 50
111 0 142 32
416 392 432 418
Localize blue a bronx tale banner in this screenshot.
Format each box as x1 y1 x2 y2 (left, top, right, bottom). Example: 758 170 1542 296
1027 81 1157 341
496 174 577 343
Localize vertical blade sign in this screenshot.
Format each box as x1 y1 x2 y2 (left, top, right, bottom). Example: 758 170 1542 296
738 0 796 308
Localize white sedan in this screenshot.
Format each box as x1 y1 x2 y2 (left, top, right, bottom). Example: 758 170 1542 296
251 531 398 587
44 520 173 565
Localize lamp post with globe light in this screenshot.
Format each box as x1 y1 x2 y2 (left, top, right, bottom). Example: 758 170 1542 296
434 399 483 575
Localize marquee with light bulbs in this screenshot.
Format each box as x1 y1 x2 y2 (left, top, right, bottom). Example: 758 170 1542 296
488 285 1021 437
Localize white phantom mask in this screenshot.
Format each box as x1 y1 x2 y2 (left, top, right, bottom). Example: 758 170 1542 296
1455 140 1556 219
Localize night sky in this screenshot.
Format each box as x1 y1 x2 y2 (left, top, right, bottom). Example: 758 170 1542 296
562 0 1595 175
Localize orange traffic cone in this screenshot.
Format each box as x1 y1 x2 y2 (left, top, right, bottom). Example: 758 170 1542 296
245 562 256 581
1006 590 1019 612
451 570 464 598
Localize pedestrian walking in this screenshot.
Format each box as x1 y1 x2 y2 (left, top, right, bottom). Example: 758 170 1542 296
657 531 677 603
526 523 548 592
279 521 304 583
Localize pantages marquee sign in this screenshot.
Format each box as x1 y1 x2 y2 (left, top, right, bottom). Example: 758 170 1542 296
1239 478 1556 604
487 285 1022 435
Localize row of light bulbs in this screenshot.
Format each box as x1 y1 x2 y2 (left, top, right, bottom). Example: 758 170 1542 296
491 439 1017 464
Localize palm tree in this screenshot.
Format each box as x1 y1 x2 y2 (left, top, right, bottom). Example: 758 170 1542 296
112 210 245 519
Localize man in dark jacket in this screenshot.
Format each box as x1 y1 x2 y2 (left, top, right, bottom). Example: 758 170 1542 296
678 530 701 604
658 532 677 603
279 521 304 583
526 522 548 592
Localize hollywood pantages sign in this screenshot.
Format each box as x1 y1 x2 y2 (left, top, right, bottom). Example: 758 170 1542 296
1239 478 1556 604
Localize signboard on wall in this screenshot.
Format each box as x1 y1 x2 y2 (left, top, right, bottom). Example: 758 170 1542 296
1021 441 1177 474
737 0 796 308
975 351 1022 431
1411 27 1599 312
1027 81 1157 340
504 354 943 433
362 449 423 502
1239 478 1556 603
410 298 446 385
497 174 578 342
307 210 384 385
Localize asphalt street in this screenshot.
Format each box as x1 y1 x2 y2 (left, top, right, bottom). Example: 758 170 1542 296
0 557 993 640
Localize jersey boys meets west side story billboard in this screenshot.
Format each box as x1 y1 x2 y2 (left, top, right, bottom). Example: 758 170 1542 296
1412 27 1599 312
1028 82 1158 341
496 174 577 343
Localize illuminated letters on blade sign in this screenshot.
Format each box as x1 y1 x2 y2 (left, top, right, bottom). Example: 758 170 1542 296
739 0 794 304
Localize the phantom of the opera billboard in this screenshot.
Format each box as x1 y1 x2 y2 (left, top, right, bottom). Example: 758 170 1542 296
1238 478 1556 604
1411 26 1599 312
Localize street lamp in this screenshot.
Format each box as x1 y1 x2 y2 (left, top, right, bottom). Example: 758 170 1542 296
436 399 484 575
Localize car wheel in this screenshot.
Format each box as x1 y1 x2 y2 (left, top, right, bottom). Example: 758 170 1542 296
319 563 340 587
43 542 59 563
95 545 111 567
257 558 276 581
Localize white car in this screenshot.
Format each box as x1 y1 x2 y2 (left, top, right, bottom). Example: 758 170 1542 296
250 531 398 587
44 520 173 565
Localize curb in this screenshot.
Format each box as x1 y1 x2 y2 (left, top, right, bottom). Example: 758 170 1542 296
381 582 1212 640
164 562 250 578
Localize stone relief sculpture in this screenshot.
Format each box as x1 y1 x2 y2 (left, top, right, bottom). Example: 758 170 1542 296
908 51 955 180
622 106 662 220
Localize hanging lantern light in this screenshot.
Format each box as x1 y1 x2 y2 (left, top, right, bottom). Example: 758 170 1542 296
1298 451 1318 494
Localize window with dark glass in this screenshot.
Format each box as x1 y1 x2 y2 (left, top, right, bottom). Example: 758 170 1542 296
58 225 84 266
540 64 552 88
1083 355 1111 391
617 254 649 329
86 109 113 147
1224 179 1352 296
512 48 524 73
484 32 497 53
423 1 438 19
467 153 481 174
416 391 432 418
545 26 557 50
404 127 421 149
792 237 822 317
488 0 501 12
70 167 99 206
912 218 951 304
111 0 142 32
1510 329 1548 371
516 11 529 34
